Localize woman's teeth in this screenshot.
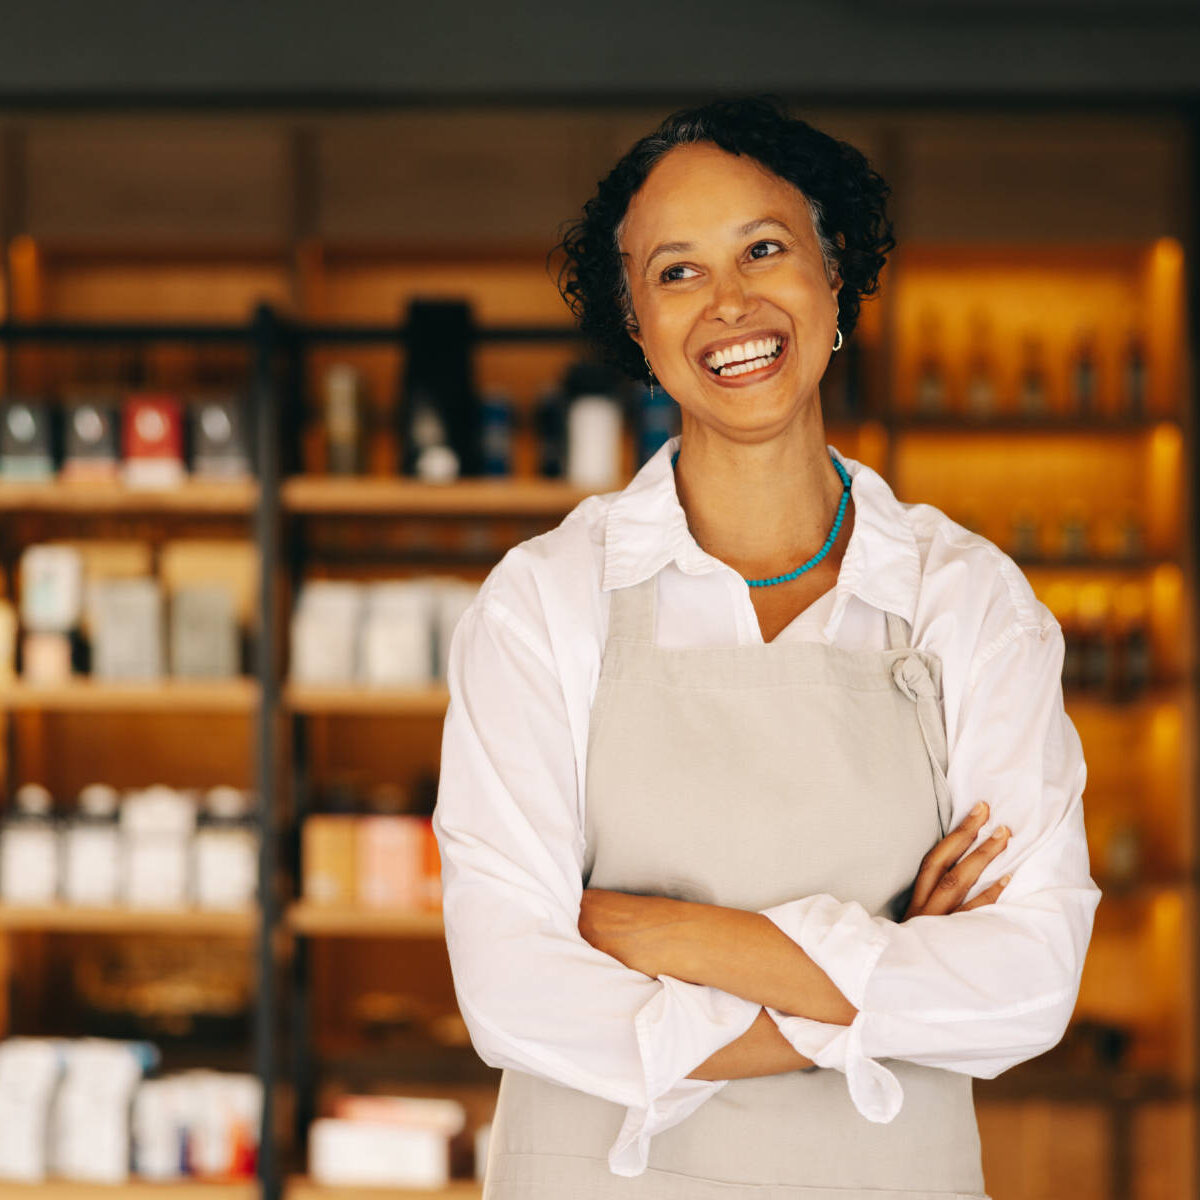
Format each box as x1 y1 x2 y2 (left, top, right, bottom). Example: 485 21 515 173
704 337 784 376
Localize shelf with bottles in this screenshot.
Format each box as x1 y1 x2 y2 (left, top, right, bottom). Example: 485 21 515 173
889 240 1185 426
0 783 260 927
891 423 1184 568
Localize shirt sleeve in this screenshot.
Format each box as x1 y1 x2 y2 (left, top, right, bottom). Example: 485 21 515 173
433 596 760 1176
757 615 1102 1123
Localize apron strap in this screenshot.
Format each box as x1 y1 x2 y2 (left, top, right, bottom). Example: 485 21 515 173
884 610 910 650
887 611 952 837
606 575 658 644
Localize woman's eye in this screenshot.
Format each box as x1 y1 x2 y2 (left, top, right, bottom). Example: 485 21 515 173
660 264 698 283
748 240 784 260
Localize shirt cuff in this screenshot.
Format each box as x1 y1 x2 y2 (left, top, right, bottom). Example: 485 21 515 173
759 894 903 1124
607 974 760 1176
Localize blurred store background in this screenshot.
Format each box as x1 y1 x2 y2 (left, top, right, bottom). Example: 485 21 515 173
0 3 1197 1199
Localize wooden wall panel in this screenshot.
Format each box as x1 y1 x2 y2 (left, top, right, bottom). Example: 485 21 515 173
897 113 1188 244
977 1100 1110 1200
314 111 594 251
23 118 291 246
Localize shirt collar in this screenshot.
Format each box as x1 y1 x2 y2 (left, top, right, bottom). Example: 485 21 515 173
602 434 923 639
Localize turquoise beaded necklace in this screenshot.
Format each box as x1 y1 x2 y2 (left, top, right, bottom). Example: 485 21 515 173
670 448 852 589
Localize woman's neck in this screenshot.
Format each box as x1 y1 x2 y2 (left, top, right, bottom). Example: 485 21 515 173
672 412 849 581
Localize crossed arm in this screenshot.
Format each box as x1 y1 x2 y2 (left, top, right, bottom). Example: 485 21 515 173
578 801 1012 1080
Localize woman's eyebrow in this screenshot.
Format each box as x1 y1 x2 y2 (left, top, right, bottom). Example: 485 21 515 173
643 217 795 272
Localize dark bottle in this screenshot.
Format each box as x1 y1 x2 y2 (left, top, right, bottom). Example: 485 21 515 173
533 383 567 479
397 300 482 478
1070 329 1098 419
1122 330 1148 420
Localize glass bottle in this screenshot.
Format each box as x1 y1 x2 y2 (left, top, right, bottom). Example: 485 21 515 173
913 308 947 418
963 309 997 422
63 783 121 907
1122 329 1148 420
1017 332 1048 419
1070 327 1098 420
0 784 59 904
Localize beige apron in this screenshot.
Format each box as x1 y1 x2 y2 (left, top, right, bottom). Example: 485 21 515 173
484 573 988 1199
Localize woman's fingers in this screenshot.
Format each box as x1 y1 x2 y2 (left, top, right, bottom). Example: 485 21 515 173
923 824 1011 916
956 874 1012 912
908 801 991 914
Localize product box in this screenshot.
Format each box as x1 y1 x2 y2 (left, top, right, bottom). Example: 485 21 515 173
191 395 252 480
90 577 164 680
357 816 426 909
170 584 239 679
121 787 196 908
61 398 120 482
0 1039 62 1182
311 1092 466 1191
302 816 359 906
123 395 185 489
0 400 55 481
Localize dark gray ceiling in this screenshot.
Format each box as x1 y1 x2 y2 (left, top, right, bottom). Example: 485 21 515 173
1 0 1198 103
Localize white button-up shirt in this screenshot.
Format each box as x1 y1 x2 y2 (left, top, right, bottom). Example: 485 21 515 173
433 434 1101 1177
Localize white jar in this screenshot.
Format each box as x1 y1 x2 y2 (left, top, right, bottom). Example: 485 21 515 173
566 393 623 490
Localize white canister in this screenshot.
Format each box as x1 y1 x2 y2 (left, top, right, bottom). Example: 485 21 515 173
359 580 435 686
290 581 363 685
566 393 623 491
62 785 121 907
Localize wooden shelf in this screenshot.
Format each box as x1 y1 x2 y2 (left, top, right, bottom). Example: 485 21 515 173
287 903 444 939
0 904 257 936
0 1180 258 1199
287 1178 479 1200
284 684 449 716
0 478 258 515
281 476 595 517
889 415 1180 435
0 679 259 713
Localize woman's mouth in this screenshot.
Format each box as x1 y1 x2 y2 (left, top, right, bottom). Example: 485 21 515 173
702 335 787 380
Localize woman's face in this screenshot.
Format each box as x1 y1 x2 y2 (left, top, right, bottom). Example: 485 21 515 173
620 142 842 446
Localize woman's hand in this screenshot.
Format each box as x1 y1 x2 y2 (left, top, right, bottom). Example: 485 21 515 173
903 801 1012 920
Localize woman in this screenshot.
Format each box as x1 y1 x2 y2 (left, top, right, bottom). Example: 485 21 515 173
433 97 1100 1199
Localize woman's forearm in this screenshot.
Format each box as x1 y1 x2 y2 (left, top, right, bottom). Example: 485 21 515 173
667 901 857 1025
578 890 856 1025
687 1007 815 1080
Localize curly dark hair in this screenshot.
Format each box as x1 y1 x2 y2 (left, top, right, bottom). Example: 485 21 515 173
554 96 896 382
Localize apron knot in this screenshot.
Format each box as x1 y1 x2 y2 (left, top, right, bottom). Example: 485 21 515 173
892 653 936 702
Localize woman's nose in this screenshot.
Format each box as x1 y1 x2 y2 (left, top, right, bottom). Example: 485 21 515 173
704 270 754 324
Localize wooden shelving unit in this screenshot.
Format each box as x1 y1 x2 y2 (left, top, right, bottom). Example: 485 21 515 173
0 478 257 515
285 1179 479 1200
0 679 259 713
283 684 449 717
282 476 590 517
0 904 256 936
287 903 444 939
0 1183 258 1200
0 106 1193 1200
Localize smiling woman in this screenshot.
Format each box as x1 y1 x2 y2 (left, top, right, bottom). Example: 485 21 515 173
434 97 1099 1200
